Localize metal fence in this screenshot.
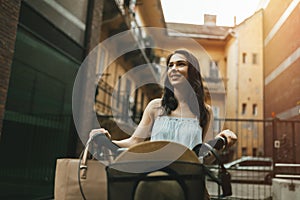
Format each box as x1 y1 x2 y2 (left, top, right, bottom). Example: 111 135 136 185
212 118 271 161
0 111 299 199
271 119 300 179
207 180 272 200
0 112 75 199
207 117 300 200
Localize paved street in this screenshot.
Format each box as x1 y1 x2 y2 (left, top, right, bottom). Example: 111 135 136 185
206 180 272 200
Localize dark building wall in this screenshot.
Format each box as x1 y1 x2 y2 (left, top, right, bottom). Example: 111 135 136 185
0 0 101 198
85 0 104 51
0 0 21 136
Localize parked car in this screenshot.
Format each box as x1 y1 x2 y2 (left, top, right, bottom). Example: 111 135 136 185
208 156 273 184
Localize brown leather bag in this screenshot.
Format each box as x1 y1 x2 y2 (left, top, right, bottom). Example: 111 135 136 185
54 141 108 200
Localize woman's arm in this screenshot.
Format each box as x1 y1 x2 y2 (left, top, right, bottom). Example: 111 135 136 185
90 99 161 148
215 129 237 148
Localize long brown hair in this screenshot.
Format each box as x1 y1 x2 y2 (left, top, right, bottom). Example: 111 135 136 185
161 49 209 129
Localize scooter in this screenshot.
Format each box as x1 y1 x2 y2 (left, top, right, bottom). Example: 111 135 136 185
78 133 232 200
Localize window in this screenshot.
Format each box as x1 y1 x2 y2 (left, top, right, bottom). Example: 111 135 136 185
242 53 247 64
252 148 257 156
122 79 132 121
116 76 121 108
26 0 89 46
209 60 219 78
212 106 220 132
242 103 247 115
239 160 271 167
6 30 78 115
242 147 247 156
97 49 107 74
252 104 258 116
252 53 257 64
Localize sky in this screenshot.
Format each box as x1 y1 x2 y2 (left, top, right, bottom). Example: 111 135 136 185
161 0 263 26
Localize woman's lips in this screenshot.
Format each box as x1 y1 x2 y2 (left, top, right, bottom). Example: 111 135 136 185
170 74 181 79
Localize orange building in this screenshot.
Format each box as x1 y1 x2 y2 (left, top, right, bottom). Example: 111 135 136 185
263 0 300 120
262 0 300 164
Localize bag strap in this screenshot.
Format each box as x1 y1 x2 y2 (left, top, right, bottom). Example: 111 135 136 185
78 135 98 200
78 133 121 200
79 142 90 179
79 133 98 180
78 142 89 200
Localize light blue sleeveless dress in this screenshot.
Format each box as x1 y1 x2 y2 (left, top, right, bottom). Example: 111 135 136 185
150 116 203 150
149 116 210 200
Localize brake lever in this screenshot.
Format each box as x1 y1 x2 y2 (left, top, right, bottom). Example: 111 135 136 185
193 138 232 197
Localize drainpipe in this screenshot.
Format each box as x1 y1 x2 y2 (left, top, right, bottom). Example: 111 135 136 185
229 30 239 124
235 35 239 121
231 31 239 157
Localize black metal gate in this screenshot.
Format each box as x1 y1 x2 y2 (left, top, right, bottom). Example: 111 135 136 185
208 118 300 199
272 118 300 179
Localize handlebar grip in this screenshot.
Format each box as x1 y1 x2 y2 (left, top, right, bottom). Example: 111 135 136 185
206 136 227 151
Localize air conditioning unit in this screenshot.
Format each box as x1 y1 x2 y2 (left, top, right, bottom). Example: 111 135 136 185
272 178 300 200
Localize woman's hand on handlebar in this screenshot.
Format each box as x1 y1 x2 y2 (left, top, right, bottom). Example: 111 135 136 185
89 128 111 140
216 129 237 148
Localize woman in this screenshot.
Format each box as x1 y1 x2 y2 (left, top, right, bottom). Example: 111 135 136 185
90 49 237 150
91 49 237 200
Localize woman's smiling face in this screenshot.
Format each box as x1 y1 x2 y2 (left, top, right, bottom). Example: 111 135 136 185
167 53 189 86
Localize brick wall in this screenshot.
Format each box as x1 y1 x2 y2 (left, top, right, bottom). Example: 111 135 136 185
0 0 21 136
263 0 300 120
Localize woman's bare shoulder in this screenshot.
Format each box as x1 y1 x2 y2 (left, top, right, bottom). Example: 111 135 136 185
148 98 162 107
146 98 163 116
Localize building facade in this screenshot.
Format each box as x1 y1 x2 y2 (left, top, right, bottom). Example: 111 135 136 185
226 10 265 157
0 0 299 198
0 0 162 198
262 0 300 164
263 0 300 120
0 0 96 198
